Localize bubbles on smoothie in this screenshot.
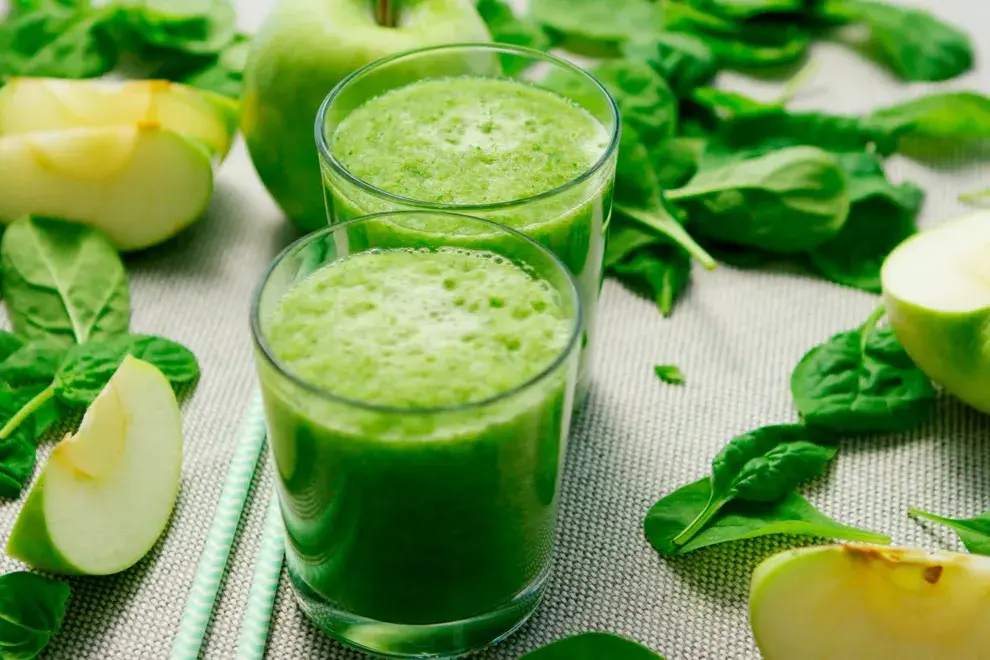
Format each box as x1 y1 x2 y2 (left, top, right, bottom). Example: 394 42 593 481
267 247 574 408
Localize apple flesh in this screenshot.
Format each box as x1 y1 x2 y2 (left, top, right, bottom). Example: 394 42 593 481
750 544 990 659
241 0 490 231
7 356 183 576
0 77 238 160
0 123 213 251
881 210 990 413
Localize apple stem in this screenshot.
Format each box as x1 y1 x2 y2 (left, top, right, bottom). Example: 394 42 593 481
0 384 54 441
376 0 395 27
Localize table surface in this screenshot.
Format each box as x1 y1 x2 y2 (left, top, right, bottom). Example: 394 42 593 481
1 0 988 658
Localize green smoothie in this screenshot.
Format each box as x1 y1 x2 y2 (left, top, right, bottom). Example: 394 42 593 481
259 246 576 631
324 76 614 400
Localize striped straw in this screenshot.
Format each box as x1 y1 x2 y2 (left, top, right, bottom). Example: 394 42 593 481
170 390 268 659
235 490 286 660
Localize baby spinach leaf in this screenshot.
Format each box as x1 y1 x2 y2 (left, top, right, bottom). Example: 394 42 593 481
55 334 200 406
686 0 811 20
0 1 119 79
622 32 717 97
808 153 923 293
607 225 692 317
791 311 935 432
476 0 552 72
0 217 130 346
645 478 890 557
654 365 685 385
530 0 661 46
0 572 70 658
870 92 990 143
691 86 779 121
711 109 902 157
667 146 850 254
119 0 236 55
651 138 704 190
590 60 679 146
665 2 812 68
154 32 249 99
825 0 972 82
0 388 49 498
909 508 990 555
672 424 837 547
522 632 663 659
0 333 24 364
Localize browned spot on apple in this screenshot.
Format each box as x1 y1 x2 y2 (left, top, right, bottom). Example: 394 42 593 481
924 565 944 584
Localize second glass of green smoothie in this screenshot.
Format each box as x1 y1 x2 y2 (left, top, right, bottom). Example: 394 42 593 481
315 43 619 405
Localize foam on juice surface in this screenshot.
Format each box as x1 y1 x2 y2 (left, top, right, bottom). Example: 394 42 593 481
267 247 573 408
331 77 610 210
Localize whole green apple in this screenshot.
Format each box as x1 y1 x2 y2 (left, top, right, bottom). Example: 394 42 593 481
241 0 491 231
881 209 990 413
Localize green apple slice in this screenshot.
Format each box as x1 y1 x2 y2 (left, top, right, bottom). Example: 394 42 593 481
7 356 183 576
0 78 237 159
0 124 213 251
750 544 990 659
881 210 990 412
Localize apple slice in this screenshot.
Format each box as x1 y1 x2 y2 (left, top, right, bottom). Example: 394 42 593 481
881 210 990 413
750 544 990 659
0 78 238 159
6 356 183 576
0 124 213 251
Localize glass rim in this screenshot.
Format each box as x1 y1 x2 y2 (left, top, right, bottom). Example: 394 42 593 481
313 42 621 213
250 210 584 416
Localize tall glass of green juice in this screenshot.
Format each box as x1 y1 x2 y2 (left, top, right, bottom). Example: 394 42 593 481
315 43 619 405
251 211 581 658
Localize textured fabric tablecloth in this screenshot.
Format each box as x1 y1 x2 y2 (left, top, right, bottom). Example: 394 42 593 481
0 0 987 658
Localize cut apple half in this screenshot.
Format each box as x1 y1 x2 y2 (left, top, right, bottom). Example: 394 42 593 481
0 124 213 251
0 78 238 159
881 210 990 413
750 544 990 660
6 356 183 576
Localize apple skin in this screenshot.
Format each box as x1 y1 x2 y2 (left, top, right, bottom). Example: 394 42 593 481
241 0 491 231
881 211 990 414
6 472 78 574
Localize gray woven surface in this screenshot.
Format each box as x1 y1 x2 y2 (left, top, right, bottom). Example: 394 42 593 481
0 0 986 658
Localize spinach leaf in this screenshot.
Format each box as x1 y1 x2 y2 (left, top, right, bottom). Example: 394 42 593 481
825 0 972 82
0 333 24 364
711 109 902 157
590 60 679 146
530 0 661 47
791 309 935 432
55 334 200 406
0 389 49 498
0 1 119 79
687 0 811 20
0 216 130 346
909 508 990 555
476 0 552 72
665 2 812 68
154 32 249 99
654 365 685 385
622 32 717 97
671 424 836 548
0 572 70 658
119 0 236 55
611 244 691 317
667 146 850 254
0 340 68 451
522 632 663 659
808 153 923 292
869 92 990 143
645 478 890 557
691 86 779 120
651 138 704 190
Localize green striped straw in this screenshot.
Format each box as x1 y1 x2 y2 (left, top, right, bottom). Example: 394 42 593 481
235 490 286 660
170 390 268 660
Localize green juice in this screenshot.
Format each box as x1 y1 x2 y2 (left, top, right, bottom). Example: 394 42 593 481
258 246 577 650
324 76 614 401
